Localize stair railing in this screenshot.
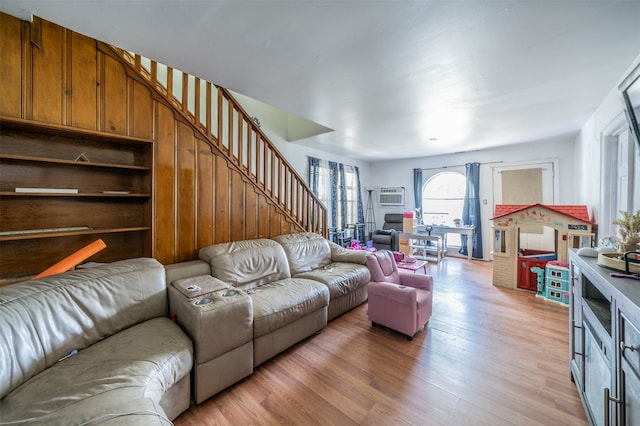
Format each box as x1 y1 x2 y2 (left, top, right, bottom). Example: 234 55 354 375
111 47 326 236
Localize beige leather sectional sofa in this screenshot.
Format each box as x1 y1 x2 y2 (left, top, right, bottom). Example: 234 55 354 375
0 232 369 422
166 232 370 403
0 258 193 425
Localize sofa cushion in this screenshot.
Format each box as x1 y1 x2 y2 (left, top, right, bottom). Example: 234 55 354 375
0 258 167 400
294 262 370 299
249 278 329 337
199 239 291 290
271 232 333 276
0 317 192 425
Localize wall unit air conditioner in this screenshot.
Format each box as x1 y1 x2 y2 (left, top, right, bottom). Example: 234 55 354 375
378 187 405 206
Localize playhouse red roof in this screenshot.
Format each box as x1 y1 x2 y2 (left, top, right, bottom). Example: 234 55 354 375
491 204 595 224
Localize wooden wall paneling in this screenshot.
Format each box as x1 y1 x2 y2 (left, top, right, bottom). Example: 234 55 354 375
245 185 258 240
282 216 295 235
0 13 23 117
269 204 281 236
31 18 64 124
230 169 245 241
176 121 197 261
257 195 269 239
214 155 230 243
21 20 33 119
101 55 127 134
129 80 153 140
69 31 97 130
0 14 312 270
154 102 177 264
197 139 215 249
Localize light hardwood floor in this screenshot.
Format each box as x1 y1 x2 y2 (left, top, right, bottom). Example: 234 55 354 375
174 258 588 425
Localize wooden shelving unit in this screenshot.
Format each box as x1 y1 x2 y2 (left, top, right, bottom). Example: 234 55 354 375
0 116 153 284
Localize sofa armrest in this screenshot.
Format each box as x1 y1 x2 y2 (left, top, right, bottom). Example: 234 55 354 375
368 281 417 305
329 241 367 264
165 260 211 285
399 273 433 291
168 279 252 363
167 276 253 404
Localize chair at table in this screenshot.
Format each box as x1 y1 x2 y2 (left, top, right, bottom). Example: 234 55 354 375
365 250 433 340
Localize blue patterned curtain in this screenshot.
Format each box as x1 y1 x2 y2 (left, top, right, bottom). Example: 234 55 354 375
459 162 483 259
355 166 365 225
329 161 339 228
338 163 347 229
413 168 423 223
307 156 320 196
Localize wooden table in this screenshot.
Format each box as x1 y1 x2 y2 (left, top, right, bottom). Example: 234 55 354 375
396 260 428 274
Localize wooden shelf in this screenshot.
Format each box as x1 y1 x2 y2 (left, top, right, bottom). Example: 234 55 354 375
0 116 152 145
0 192 150 198
0 117 153 280
0 227 150 242
0 154 150 170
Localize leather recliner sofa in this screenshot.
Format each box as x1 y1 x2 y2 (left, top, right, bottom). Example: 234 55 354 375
165 231 371 404
370 213 404 251
0 258 193 425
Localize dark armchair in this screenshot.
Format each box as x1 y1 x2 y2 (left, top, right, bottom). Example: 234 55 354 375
370 213 404 251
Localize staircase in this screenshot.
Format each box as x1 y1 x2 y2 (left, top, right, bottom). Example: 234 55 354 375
111 47 327 237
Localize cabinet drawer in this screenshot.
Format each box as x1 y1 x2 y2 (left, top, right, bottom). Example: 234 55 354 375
621 313 640 375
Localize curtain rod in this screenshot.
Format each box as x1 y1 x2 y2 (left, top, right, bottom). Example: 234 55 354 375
420 160 503 171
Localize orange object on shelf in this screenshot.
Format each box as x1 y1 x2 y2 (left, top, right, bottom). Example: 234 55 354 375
33 239 107 279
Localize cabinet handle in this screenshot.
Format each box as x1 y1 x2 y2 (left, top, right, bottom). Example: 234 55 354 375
604 387 621 426
571 320 583 356
620 341 637 352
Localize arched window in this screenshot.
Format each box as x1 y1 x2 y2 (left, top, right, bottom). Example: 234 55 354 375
422 172 466 245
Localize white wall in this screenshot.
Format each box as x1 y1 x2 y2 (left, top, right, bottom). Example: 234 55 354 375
574 87 625 220
231 91 371 189
259 53 640 259
257 126 371 206
366 138 576 260
574 54 640 238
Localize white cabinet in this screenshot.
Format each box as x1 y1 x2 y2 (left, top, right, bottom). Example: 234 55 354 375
569 250 640 426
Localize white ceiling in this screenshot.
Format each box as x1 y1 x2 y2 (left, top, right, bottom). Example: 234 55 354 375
2 1 640 161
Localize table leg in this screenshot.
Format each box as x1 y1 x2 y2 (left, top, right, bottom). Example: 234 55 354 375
466 233 472 260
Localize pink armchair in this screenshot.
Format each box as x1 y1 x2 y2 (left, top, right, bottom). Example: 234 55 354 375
365 250 433 340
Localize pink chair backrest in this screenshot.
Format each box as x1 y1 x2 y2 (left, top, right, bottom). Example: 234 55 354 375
366 250 400 284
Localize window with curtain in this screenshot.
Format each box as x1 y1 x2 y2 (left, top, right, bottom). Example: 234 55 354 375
315 160 332 212
422 171 466 245
339 165 358 228
308 157 362 230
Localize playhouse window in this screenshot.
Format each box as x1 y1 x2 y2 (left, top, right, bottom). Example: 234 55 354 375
494 230 506 253
570 235 592 249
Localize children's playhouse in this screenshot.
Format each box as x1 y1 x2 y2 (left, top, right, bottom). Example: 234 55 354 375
490 204 597 302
